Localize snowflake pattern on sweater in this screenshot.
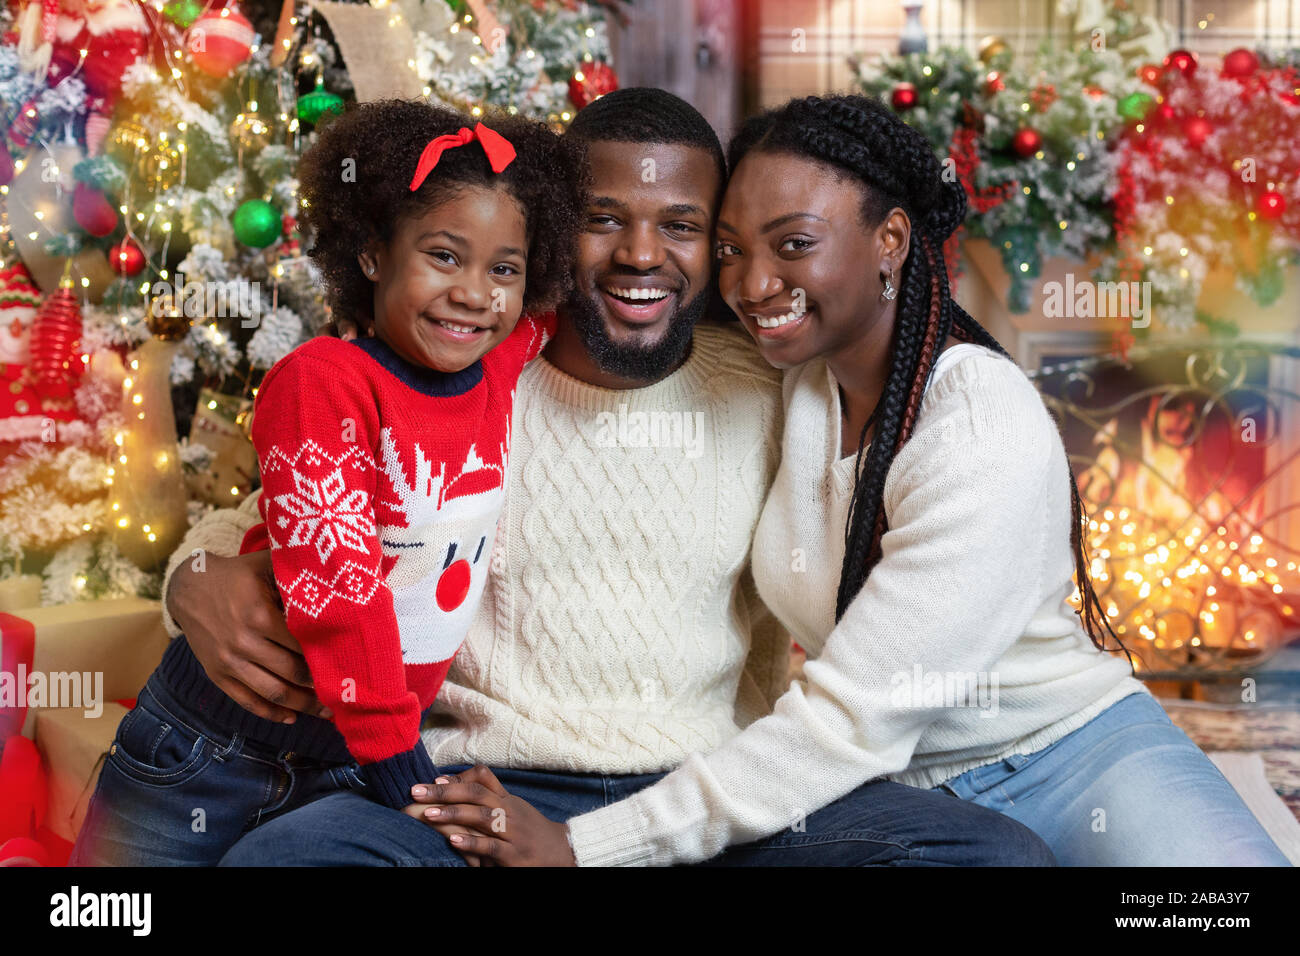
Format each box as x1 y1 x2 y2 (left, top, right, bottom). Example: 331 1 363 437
244 314 553 808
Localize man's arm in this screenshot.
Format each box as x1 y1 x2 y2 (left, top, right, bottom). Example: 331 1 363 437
733 564 792 729
161 492 259 636
163 490 325 723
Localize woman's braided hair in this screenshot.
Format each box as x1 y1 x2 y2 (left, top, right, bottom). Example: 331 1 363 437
728 94 1123 654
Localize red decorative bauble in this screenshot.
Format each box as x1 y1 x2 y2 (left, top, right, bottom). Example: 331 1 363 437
1164 49 1197 78
1258 190 1286 220
0 141 13 188
1137 63 1161 86
1011 127 1043 158
1083 85 1106 99
1183 115 1214 148
983 71 1005 95
890 82 919 111
108 240 146 276
188 9 255 78
1221 48 1259 79
73 183 117 237
29 276 83 401
567 61 618 110
1155 103 1176 123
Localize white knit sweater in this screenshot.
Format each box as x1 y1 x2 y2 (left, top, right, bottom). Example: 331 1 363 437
162 322 793 772
564 343 1146 866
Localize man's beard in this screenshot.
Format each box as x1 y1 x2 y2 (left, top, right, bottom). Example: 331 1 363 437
565 284 708 383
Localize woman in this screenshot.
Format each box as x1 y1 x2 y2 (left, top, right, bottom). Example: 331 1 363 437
411 94 1290 867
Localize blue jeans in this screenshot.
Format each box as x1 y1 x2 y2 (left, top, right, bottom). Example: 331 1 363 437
218 766 1056 866
69 676 366 867
937 692 1291 866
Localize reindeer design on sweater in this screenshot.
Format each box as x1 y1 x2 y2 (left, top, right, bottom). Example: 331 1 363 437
377 427 506 665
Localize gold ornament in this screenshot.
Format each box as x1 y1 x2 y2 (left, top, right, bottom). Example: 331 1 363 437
141 141 182 191
146 294 191 340
110 118 151 154
230 108 273 152
978 35 1010 64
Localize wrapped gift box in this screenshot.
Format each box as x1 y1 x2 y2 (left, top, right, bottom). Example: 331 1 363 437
33 703 129 843
1 597 168 739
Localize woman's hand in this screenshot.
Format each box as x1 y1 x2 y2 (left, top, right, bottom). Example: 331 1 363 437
399 804 488 867
408 766 578 866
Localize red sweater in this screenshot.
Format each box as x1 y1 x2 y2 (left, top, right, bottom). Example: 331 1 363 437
242 315 554 808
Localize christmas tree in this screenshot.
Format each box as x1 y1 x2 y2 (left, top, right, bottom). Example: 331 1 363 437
0 0 621 603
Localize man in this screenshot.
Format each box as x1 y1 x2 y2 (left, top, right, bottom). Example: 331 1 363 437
166 89 1052 866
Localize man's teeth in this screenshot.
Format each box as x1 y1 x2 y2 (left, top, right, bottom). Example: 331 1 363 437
607 287 670 301
753 311 805 329
437 320 480 334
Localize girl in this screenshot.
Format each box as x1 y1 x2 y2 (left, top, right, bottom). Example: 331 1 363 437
70 99 584 865
414 94 1289 867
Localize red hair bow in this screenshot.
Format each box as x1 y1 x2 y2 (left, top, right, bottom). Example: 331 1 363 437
408 122 517 191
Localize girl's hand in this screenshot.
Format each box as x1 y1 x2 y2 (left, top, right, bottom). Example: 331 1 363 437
409 766 578 867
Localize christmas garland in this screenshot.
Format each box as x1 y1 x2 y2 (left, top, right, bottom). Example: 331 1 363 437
854 17 1300 334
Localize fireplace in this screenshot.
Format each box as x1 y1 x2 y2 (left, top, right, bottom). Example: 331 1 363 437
1030 339 1300 679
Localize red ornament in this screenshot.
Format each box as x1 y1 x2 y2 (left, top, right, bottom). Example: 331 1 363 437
0 142 12 188
108 240 146 277
1258 190 1286 220
1164 49 1197 78
567 61 619 110
1083 85 1106 99
1137 63 1161 86
1030 83 1058 112
983 71 1005 95
187 9 255 78
1183 115 1213 148
29 275 83 401
890 82 918 111
1011 127 1043 158
1155 103 1176 123
1221 48 1259 79
72 183 117 237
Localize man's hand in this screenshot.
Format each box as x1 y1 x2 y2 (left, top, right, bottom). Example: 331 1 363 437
167 550 327 724
408 766 578 866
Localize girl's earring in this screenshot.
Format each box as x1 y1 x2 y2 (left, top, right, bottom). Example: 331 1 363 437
881 275 898 301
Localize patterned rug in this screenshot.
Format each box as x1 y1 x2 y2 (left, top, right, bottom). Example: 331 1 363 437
1160 699 1300 824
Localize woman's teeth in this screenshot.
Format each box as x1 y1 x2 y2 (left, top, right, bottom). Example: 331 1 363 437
607 287 670 302
437 320 481 334
753 311 805 329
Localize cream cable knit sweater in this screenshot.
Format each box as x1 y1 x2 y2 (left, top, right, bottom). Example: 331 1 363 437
162 322 793 773
564 344 1146 866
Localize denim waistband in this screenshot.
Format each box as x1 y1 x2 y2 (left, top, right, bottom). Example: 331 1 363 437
153 636 351 764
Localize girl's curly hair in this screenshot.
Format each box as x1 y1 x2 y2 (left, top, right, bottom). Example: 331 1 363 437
296 99 586 325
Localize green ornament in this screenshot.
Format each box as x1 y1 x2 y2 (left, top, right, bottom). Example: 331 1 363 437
297 80 344 127
1117 92 1154 121
162 0 203 29
443 0 466 12
232 200 281 249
